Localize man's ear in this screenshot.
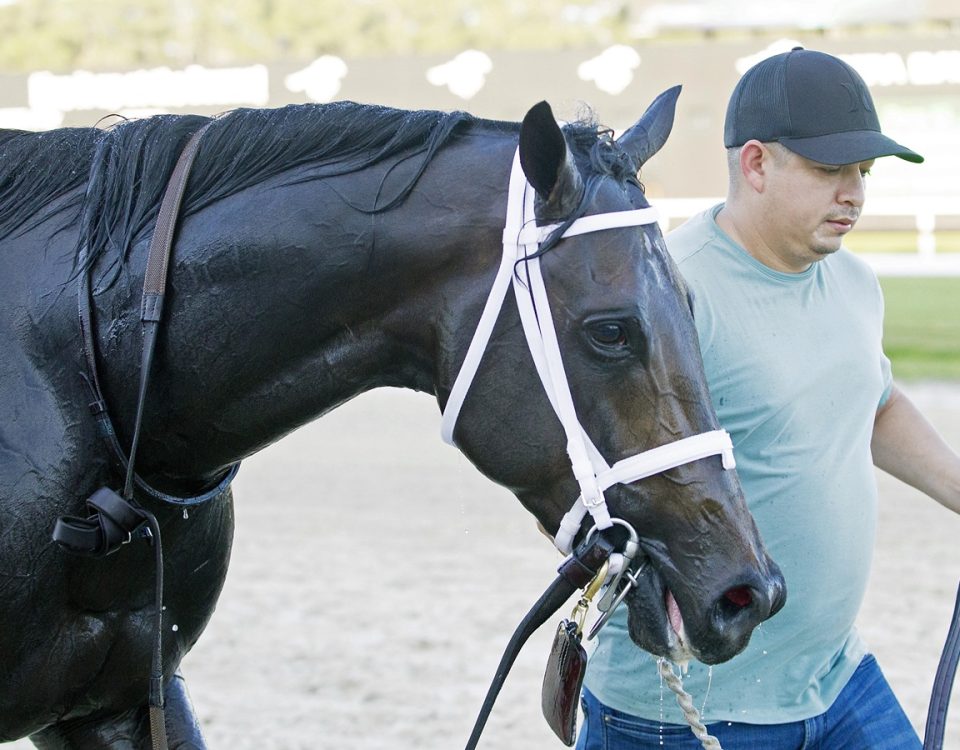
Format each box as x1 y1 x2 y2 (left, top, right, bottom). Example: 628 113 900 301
739 140 769 193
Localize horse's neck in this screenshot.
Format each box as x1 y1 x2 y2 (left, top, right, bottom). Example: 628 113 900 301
106 141 514 487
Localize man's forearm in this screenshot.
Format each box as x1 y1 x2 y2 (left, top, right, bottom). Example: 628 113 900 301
872 384 960 514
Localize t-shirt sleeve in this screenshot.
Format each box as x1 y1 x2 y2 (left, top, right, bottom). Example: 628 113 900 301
875 273 894 409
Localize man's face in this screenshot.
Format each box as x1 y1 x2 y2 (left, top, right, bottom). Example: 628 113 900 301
761 145 874 272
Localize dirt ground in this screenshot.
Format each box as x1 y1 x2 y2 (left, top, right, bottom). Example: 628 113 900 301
6 383 959 749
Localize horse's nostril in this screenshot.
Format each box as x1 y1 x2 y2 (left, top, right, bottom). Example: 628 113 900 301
724 586 753 609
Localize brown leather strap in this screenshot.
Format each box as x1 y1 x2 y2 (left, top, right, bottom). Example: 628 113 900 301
61 122 220 750
128 124 213 750
142 123 212 322
124 122 214 498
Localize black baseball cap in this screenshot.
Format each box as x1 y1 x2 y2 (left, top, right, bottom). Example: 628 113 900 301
724 47 923 165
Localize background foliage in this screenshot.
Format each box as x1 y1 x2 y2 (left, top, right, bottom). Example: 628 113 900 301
0 0 635 72
3 1 956 382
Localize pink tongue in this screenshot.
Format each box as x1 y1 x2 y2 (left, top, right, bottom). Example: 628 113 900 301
665 590 684 636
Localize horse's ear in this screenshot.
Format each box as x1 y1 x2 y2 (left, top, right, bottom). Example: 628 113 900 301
519 101 584 219
616 85 682 169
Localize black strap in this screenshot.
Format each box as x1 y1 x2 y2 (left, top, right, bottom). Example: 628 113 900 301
58 123 215 750
463 534 615 750
75 121 237 508
52 487 147 556
924 580 960 750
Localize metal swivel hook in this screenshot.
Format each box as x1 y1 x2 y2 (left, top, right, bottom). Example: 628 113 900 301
583 518 648 640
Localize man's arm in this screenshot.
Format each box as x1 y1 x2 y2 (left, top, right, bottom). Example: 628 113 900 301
872 383 960 514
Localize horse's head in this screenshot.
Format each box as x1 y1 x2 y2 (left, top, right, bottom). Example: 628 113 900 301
447 88 785 666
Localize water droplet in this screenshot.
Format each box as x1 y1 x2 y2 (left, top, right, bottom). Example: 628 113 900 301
171 624 179 632
183 508 189 520
701 665 714 717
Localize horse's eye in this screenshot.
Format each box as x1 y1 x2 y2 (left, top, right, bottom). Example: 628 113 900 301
589 321 628 348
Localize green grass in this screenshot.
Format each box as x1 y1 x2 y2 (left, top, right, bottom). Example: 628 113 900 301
846 231 960 254
880 277 960 381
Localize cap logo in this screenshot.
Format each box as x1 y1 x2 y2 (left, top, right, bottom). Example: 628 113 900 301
841 81 874 114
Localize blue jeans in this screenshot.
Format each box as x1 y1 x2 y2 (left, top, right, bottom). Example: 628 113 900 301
576 654 921 749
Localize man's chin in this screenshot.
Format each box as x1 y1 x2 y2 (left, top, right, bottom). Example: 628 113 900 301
812 243 841 258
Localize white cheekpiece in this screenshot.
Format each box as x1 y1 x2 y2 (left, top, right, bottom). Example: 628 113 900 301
440 149 735 554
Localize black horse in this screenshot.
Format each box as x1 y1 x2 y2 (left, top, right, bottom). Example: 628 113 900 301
0 90 785 747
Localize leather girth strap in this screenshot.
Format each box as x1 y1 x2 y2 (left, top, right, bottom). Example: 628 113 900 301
463 533 614 750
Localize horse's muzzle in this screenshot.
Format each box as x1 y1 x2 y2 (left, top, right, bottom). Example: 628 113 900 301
625 556 787 666
702 563 788 663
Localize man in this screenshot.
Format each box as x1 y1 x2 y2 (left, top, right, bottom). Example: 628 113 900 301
577 48 960 749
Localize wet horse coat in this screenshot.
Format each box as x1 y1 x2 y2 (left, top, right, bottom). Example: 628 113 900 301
0 94 784 747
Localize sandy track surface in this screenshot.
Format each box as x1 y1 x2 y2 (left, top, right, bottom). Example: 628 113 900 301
5 383 959 749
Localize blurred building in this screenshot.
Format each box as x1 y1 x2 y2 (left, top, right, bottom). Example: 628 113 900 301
1 3 957 204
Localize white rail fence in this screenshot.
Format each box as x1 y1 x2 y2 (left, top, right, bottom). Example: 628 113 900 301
656 196 960 276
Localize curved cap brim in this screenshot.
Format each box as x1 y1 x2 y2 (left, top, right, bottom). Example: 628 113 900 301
779 130 924 165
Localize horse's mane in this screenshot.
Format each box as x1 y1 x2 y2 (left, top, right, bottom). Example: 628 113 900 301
0 102 637 272
84 103 490 273
0 103 484 267
0 127 102 241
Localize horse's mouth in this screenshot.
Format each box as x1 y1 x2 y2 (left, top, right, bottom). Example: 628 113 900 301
623 555 769 666
624 563 698 665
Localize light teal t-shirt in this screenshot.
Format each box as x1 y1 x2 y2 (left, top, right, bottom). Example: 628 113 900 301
583 204 893 725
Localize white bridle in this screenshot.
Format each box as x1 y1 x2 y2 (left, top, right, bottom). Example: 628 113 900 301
440 148 736 555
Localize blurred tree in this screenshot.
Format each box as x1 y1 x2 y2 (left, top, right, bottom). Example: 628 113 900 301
0 0 633 72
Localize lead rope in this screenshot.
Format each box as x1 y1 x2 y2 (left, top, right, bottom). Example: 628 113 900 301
657 660 722 750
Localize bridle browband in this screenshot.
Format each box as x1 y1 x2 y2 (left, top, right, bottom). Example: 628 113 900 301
441 148 736 555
